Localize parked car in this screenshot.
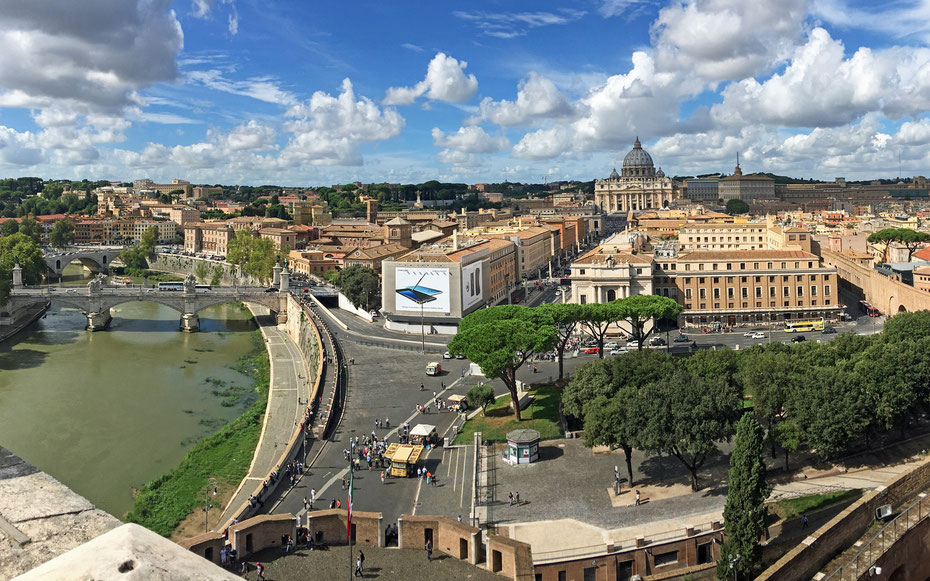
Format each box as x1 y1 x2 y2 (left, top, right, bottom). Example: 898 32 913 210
790 335 807 343
609 348 628 356
264 287 277 293
822 327 837 334
442 351 453 359
673 334 690 343
584 346 600 355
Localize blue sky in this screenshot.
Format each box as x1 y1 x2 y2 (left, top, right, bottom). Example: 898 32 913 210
0 0 929 186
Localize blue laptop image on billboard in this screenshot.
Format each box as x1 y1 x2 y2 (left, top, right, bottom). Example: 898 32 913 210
396 273 442 304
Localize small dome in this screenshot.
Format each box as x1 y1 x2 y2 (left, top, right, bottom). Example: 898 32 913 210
656 167 665 178
609 168 620 180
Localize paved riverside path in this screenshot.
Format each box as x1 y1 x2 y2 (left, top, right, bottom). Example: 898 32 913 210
218 307 311 525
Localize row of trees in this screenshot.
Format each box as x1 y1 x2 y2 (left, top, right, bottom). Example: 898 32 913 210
225 229 277 285
0 232 47 305
333 265 379 311
119 226 159 270
447 296 682 421
0 217 42 244
569 311 930 494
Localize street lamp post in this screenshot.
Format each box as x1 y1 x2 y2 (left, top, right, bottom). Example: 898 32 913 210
201 477 218 532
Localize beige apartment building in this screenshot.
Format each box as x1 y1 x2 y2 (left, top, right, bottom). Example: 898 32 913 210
259 228 296 252
185 222 234 256
664 250 839 326
718 164 775 202
460 225 559 279
678 223 769 251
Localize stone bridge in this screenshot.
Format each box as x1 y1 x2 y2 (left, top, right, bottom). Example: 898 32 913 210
5 268 294 332
43 247 124 278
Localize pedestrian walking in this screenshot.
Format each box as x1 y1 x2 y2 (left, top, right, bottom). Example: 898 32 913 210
635 490 641 506
426 539 433 561
255 561 265 580
360 550 365 569
508 492 514 506
381 471 385 484
355 556 362 577
801 514 809 529
515 491 520 504
303 496 308 510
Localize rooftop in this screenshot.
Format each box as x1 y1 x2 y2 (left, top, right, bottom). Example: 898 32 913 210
678 250 819 260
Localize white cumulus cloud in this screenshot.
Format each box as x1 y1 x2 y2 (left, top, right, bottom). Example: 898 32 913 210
384 53 478 105
469 72 574 126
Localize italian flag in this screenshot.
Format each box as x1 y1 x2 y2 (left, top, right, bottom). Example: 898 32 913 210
346 467 353 542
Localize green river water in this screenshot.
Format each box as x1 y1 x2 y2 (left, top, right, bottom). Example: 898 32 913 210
0 266 259 518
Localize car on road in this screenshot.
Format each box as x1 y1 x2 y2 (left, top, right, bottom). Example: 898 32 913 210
442 351 452 359
604 341 619 349
264 287 277 293
749 332 766 339
822 327 837 334
649 337 667 346
673 334 690 343
626 339 640 348
583 346 600 354
743 331 757 337
790 335 807 343
609 348 628 356
145 288 155 293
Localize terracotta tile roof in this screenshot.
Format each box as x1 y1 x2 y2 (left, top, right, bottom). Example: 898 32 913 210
573 249 652 265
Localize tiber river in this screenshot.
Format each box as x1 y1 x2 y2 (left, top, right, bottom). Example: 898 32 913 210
0 265 259 518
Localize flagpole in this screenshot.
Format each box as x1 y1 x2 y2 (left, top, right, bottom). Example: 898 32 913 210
348 457 353 581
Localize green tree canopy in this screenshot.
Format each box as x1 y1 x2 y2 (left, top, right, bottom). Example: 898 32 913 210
867 228 930 262
0 219 18 236
631 368 742 491
18 217 40 245
194 261 210 284
337 265 379 310
536 303 583 380
616 295 682 350
717 415 771 579
725 199 749 215
49 219 75 249
449 305 557 420
466 384 495 414
0 232 47 305
579 301 624 358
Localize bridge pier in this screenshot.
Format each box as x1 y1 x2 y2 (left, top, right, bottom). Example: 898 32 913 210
180 313 200 333
86 309 112 331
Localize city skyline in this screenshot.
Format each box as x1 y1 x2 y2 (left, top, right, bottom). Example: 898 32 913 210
0 0 929 186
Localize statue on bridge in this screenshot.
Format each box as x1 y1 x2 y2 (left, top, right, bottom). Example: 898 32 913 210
184 273 197 294
87 273 105 294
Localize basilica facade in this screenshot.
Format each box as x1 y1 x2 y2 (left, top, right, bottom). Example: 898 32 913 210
594 138 680 214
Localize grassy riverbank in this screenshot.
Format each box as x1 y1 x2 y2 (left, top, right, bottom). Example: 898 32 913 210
125 330 270 537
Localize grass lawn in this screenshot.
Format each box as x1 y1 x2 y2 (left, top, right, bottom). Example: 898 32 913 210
453 385 563 445
769 489 863 520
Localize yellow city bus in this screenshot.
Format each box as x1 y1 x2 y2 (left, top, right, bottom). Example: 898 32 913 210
784 318 825 333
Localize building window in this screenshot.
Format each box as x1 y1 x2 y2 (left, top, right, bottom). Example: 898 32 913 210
686 289 692 300
700 289 706 299
756 302 762 308
754 263 759 269
811 286 817 297
580 295 587 304
714 303 720 309
727 263 733 270
756 287 762 298
685 277 691 284
785 301 790 307
584 567 596 581
713 288 720 299
770 287 776 298
797 286 803 297
558 572 567 581
713 277 719 284
783 287 790 297
825 285 831 296
740 263 745 270
742 288 748 298
655 550 678 567
727 288 734 299
579 269 585 275
811 274 817 281
741 276 747 283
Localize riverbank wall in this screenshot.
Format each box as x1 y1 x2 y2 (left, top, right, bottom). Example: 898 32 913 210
147 254 260 286
0 300 50 345
214 297 324 533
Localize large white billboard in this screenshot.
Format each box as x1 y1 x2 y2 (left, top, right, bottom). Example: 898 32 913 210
461 261 484 311
394 267 451 313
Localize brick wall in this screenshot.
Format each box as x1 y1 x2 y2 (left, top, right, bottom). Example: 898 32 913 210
307 509 383 547
230 514 296 557
398 516 481 564
486 534 534 580
861 514 930 581
758 456 930 580
178 531 225 565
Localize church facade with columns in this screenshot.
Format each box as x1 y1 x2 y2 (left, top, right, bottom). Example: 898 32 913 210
594 138 680 214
